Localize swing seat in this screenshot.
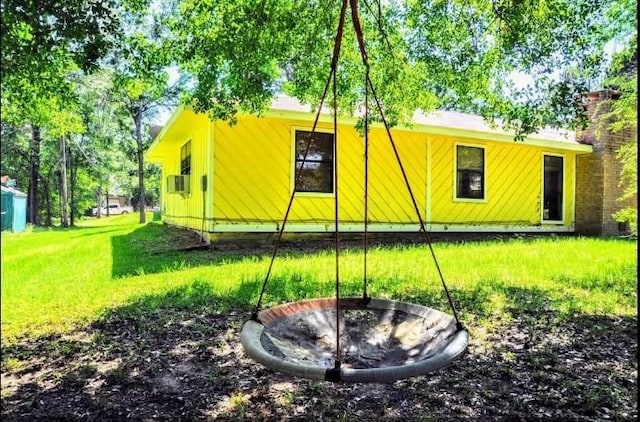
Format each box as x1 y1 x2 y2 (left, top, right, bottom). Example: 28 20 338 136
241 297 468 383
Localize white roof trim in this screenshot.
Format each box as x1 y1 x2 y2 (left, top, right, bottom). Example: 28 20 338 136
150 95 592 154
145 105 186 160
268 95 588 151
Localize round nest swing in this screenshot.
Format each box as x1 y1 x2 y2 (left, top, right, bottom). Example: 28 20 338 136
241 297 468 383
240 0 468 383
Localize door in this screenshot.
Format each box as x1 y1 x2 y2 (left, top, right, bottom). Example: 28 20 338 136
543 155 564 222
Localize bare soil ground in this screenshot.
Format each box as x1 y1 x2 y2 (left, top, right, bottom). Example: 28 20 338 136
1 306 636 421
1 229 637 421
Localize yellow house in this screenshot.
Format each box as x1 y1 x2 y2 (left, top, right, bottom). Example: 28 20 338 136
146 95 594 240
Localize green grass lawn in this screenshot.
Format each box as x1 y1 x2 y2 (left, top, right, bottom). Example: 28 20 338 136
1 214 637 343
1 215 637 420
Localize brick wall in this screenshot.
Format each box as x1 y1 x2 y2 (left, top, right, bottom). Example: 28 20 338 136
576 152 604 234
575 90 635 235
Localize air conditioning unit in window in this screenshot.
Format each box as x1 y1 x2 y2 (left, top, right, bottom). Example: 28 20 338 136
167 175 190 194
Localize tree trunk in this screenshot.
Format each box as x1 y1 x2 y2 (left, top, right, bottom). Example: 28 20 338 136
59 137 69 228
28 124 41 225
95 188 103 218
134 108 146 224
105 190 110 216
69 148 77 226
42 173 52 226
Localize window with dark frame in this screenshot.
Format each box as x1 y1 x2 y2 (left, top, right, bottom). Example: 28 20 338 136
456 145 485 200
180 141 191 176
177 140 191 192
294 130 334 194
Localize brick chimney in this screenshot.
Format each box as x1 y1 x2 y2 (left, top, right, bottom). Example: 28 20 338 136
575 89 636 235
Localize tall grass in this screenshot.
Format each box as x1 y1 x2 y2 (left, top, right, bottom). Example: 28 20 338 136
1 214 636 343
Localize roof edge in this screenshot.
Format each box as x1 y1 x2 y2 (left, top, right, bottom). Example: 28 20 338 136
150 95 589 153
145 105 186 160
265 108 587 151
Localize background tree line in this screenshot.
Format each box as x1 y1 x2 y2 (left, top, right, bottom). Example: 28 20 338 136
1 0 636 231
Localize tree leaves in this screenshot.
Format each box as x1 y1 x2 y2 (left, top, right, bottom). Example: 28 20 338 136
166 0 624 138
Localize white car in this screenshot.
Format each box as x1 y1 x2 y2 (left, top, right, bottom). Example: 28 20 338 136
92 204 133 216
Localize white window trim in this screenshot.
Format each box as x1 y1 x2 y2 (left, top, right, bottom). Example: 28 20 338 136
540 152 566 225
290 126 335 198
453 142 487 203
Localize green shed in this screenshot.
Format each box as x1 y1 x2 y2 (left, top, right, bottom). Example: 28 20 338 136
1 186 27 233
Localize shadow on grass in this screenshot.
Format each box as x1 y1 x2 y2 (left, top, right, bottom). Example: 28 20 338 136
74 226 135 238
107 223 430 279
109 223 337 279
2 279 637 421
110 223 242 278
110 224 637 283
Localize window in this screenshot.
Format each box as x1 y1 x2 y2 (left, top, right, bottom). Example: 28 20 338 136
456 145 485 200
294 130 334 194
167 140 191 194
180 141 191 176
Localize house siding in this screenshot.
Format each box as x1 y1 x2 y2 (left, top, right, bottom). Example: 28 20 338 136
429 135 578 228
213 115 426 228
157 112 212 232
148 108 586 235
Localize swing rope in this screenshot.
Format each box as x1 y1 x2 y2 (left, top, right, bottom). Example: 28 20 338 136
348 0 461 327
251 0 462 339
251 0 349 321
362 63 370 302
242 0 468 383
331 0 344 368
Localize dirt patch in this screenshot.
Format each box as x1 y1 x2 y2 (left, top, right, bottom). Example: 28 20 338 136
2 303 636 421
